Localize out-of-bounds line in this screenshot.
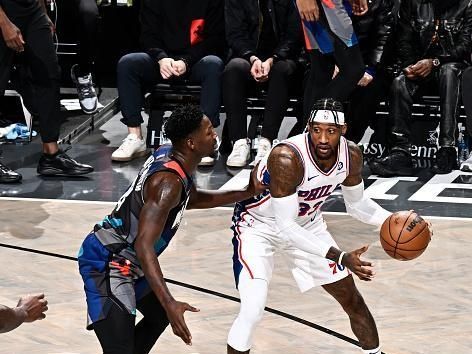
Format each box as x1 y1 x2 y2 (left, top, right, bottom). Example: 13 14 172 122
0 242 385 353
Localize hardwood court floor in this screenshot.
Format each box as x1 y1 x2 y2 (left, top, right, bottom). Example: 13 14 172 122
0 199 471 354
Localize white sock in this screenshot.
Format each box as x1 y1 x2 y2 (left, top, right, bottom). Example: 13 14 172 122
362 346 381 354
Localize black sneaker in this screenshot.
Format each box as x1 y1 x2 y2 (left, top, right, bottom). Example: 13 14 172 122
368 150 413 177
37 148 94 176
71 64 98 115
431 147 458 174
0 161 22 183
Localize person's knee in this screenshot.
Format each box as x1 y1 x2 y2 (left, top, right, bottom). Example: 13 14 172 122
391 74 408 95
117 53 149 76
224 58 250 77
270 60 293 79
201 55 224 74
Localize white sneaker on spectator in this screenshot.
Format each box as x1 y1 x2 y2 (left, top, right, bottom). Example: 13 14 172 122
71 64 98 115
250 137 272 166
199 156 215 166
227 138 250 168
460 151 472 172
111 133 148 162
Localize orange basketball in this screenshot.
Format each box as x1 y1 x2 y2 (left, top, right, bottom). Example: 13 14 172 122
380 210 432 261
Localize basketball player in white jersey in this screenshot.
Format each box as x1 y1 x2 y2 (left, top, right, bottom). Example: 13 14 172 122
227 98 391 354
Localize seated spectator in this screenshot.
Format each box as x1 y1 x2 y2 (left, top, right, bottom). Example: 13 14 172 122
0 0 94 184
0 294 48 333
223 0 303 168
344 0 396 144
113 0 225 166
460 64 472 171
369 0 472 176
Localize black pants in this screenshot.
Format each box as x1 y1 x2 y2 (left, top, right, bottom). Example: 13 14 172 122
117 53 223 127
222 57 298 142
389 62 465 151
462 66 472 138
0 2 62 143
344 72 392 143
303 38 364 119
93 291 169 354
73 0 99 76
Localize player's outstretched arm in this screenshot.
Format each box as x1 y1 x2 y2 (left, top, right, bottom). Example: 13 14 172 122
341 142 391 226
186 162 266 209
0 294 48 333
135 172 199 346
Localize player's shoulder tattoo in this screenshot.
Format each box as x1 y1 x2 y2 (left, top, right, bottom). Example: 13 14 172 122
268 144 304 191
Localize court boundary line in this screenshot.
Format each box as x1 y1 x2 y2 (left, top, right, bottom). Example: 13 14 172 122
1 197 471 221
0 241 386 353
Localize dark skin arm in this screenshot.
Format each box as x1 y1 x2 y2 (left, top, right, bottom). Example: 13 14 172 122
0 5 24 52
268 143 374 281
187 162 266 209
0 294 48 333
134 172 199 345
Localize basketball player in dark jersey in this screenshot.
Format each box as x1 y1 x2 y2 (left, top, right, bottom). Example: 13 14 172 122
78 105 265 354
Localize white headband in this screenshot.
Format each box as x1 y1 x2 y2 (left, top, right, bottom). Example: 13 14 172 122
309 109 345 125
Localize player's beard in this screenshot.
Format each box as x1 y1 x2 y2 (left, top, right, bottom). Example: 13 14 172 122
314 144 335 160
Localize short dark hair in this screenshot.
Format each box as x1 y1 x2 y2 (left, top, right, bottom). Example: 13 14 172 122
311 98 344 113
163 104 204 144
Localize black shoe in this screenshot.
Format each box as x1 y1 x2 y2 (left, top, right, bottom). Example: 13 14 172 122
37 148 94 176
0 161 22 183
431 147 458 174
368 150 413 177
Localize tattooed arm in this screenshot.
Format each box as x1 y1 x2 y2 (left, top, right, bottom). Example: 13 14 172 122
268 144 375 281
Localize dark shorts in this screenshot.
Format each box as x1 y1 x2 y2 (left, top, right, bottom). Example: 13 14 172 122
78 232 151 329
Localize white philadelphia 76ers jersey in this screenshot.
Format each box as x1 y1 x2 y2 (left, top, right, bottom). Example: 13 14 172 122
232 133 350 234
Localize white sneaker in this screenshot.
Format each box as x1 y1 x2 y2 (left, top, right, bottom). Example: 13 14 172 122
226 139 250 168
250 137 272 166
111 133 148 162
71 64 98 115
199 156 215 166
460 151 472 172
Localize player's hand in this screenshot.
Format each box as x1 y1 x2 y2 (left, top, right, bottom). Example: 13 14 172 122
0 19 25 52
410 59 433 78
296 0 319 22
349 0 369 16
165 300 200 345
17 293 48 322
358 72 373 87
343 245 375 281
247 161 267 196
158 58 180 79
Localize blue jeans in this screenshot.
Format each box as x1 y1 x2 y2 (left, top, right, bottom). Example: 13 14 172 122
117 53 223 127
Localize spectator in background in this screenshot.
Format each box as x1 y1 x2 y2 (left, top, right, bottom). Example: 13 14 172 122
0 294 48 333
296 0 368 120
344 0 396 144
70 0 100 115
369 0 472 176
460 65 472 171
0 0 94 184
113 0 225 166
223 0 303 168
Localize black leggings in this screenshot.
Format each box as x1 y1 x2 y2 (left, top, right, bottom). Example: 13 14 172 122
73 0 99 75
303 37 364 120
93 291 169 354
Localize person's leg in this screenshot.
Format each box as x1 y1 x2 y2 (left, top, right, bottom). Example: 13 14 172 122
112 52 159 161
70 0 100 114
322 275 380 353
261 59 297 142
223 58 251 167
74 0 99 76
227 271 269 354
432 62 464 173
93 303 136 354
368 74 418 177
462 66 472 137
133 290 169 354
326 38 365 101
189 55 224 128
303 50 335 121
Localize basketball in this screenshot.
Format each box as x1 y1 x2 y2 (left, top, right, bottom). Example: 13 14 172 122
380 210 432 260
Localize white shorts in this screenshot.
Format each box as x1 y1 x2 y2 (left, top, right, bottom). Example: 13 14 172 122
232 223 350 292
